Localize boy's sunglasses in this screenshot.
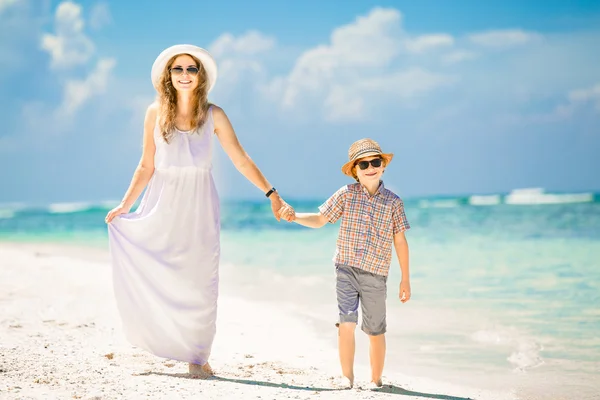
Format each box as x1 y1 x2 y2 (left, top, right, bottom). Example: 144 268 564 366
170 66 199 76
356 158 383 170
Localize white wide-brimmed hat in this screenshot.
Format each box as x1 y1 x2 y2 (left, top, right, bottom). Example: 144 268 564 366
150 44 218 92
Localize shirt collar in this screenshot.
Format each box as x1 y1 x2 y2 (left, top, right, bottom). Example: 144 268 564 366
359 180 385 197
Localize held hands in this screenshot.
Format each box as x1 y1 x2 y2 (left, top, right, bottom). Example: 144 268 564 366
399 280 411 303
269 192 285 221
105 203 131 224
278 203 296 222
269 192 295 222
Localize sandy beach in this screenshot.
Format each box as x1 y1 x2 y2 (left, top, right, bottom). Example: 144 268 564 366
0 242 519 400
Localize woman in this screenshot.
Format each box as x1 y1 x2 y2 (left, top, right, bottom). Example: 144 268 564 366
105 44 288 377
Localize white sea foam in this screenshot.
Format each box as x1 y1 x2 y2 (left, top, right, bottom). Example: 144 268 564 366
505 188 593 205
0 210 15 219
469 194 501 206
507 341 544 370
0 202 27 212
99 200 121 209
471 327 544 370
48 202 94 214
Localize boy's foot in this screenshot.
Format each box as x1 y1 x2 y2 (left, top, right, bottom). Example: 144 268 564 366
189 362 214 379
332 376 353 389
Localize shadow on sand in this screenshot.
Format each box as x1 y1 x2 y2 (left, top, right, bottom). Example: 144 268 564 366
138 371 475 399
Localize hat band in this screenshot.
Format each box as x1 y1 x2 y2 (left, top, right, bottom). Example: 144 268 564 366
350 148 382 161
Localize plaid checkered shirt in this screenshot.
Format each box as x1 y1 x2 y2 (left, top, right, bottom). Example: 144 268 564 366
318 181 410 276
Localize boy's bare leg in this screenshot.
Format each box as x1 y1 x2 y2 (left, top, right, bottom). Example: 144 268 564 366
369 333 386 386
338 322 356 385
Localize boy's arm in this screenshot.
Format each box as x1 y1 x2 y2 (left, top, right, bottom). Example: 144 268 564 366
278 204 329 228
394 231 411 303
280 186 346 228
293 212 329 229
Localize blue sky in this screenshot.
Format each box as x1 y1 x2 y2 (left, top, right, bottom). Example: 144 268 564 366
0 0 599 204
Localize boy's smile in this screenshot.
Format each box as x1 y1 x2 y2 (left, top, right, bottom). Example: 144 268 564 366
354 156 385 183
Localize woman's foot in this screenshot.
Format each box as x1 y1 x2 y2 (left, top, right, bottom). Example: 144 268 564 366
189 362 214 379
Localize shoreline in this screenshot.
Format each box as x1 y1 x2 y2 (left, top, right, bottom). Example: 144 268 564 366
1 241 521 399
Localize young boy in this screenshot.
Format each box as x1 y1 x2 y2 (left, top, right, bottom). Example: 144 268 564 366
279 138 411 389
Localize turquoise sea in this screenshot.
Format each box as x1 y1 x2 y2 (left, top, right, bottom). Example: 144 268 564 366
1 188 599 398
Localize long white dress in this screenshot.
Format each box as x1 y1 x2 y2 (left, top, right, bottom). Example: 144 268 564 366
107 106 220 365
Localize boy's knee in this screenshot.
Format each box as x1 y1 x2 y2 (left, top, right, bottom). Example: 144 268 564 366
336 322 357 335
366 330 386 338
336 322 357 329
361 323 386 336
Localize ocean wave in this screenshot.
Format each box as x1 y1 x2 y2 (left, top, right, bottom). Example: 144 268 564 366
468 195 501 206
46 201 119 214
418 199 463 208
507 341 545 370
414 189 598 208
99 200 121 209
4 189 599 220
48 202 97 214
0 210 15 219
505 188 594 205
471 327 544 370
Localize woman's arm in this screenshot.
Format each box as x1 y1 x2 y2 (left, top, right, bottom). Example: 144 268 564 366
105 103 157 223
213 105 286 220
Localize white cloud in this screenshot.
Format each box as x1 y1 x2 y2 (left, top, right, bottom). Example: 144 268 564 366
270 7 454 121
59 58 116 115
327 7 402 66
41 1 95 69
361 68 455 95
36 1 117 117
207 31 275 98
442 50 478 65
554 83 600 118
505 83 600 124
0 0 19 14
281 8 403 109
209 30 275 58
324 69 455 122
89 2 111 30
568 84 600 104
405 34 454 53
218 59 263 82
468 29 542 48
324 86 365 121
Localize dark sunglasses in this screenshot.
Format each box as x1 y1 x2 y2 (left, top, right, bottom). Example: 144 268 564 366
356 158 383 170
170 66 199 75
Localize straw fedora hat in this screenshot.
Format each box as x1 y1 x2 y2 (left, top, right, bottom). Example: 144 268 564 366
341 138 394 178
150 44 218 92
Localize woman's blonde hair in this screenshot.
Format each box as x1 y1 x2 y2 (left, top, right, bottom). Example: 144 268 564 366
156 53 211 143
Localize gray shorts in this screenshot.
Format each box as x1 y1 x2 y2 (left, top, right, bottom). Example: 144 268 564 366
335 265 388 336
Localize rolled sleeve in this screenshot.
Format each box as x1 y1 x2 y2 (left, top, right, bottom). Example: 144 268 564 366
318 186 347 223
392 198 410 234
